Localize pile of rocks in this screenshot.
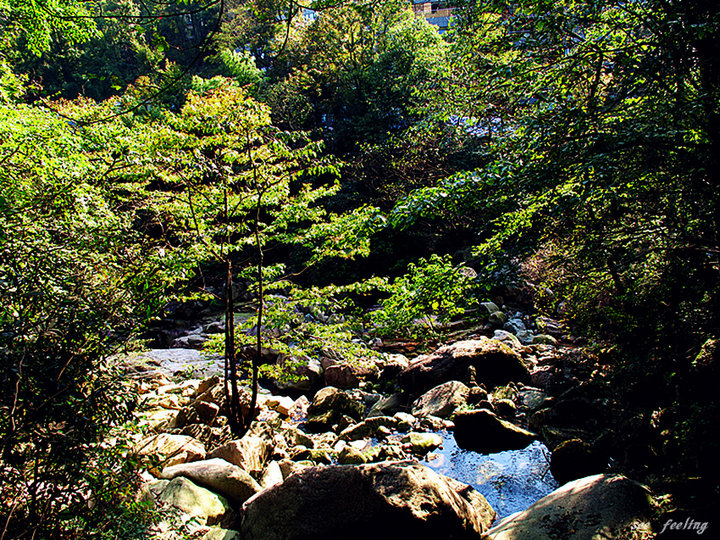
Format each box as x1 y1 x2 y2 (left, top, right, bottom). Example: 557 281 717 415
127 332 655 539
132 373 498 538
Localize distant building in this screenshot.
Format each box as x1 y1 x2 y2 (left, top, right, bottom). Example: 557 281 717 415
411 0 456 33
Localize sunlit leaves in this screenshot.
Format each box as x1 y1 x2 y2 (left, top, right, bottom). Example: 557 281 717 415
371 254 478 338
1 0 99 56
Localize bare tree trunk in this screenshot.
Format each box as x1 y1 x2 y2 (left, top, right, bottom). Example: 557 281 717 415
225 258 240 435
245 203 263 434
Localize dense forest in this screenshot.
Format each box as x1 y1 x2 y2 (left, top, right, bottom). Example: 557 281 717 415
1 0 719 538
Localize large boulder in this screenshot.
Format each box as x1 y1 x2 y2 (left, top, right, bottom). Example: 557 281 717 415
160 458 262 506
453 409 536 453
324 361 378 389
305 387 364 432
399 339 530 395
157 476 235 527
376 353 410 382
484 474 654 539
207 436 272 479
240 462 496 540
412 381 471 418
550 439 606 485
135 433 206 473
479 302 500 315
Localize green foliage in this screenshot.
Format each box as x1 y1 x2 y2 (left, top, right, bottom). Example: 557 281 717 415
0 60 25 102
150 79 343 267
264 0 449 150
0 97 183 537
0 0 98 56
416 0 720 350
372 254 478 338
1 0 718 514
218 48 264 87
60 420 159 539
204 279 386 382
290 205 385 263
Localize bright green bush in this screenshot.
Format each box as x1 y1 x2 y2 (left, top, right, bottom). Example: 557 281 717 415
372 254 478 338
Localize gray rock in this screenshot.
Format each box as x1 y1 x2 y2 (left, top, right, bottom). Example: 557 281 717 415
530 366 556 388
411 380 470 418
503 318 526 335
289 445 311 461
492 330 522 349
479 302 500 315
401 432 442 454
338 416 398 441
467 386 489 405
334 414 356 433
393 412 416 431
308 447 335 464
419 415 451 431
532 334 558 346
488 311 508 326
158 476 234 526
195 400 221 424
324 361 378 389
278 458 308 479
239 462 496 540
172 334 208 349
207 436 272 479
306 387 364 432
145 478 169 499
194 375 222 398
535 316 563 336
361 392 384 406
264 395 295 416
399 338 530 394
135 433 206 472
516 330 534 345
337 446 367 465
285 428 314 449
453 409 536 453
485 474 654 539
160 458 262 506
204 321 226 334
367 393 406 417
259 460 284 489
518 387 549 411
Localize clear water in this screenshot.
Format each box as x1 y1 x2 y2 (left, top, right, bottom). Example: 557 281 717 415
423 431 558 521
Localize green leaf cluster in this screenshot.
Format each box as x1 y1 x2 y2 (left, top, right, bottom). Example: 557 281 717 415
372 254 478 338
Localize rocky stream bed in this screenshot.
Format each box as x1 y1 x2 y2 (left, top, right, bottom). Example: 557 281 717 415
120 303 659 539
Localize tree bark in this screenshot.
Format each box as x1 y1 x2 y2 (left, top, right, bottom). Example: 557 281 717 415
225 258 240 435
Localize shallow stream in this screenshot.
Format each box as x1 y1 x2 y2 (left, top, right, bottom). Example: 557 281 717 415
423 432 558 521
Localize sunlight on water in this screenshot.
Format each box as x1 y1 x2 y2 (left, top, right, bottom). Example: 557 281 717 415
423 432 558 521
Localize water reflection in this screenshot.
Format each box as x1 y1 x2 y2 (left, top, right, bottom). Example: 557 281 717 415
423 432 558 521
